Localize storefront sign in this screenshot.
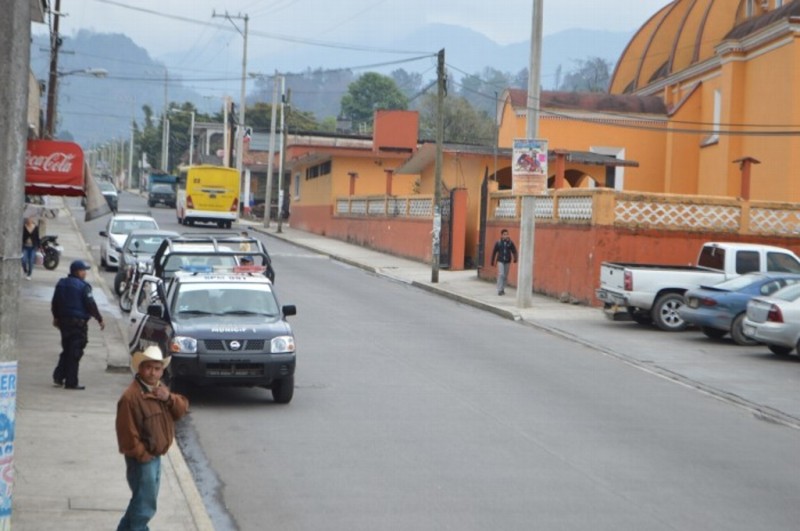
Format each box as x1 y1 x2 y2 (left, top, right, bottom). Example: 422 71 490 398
25 139 85 196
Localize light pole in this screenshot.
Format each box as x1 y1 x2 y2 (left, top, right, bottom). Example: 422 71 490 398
44 67 108 138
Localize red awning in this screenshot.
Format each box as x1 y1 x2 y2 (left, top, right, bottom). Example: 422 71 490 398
25 139 85 196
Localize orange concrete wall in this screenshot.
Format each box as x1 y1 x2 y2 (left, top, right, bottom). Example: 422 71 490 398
291 190 470 268
449 189 468 270
479 221 800 306
739 42 799 201
664 87 702 195
498 104 668 193
373 110 418 153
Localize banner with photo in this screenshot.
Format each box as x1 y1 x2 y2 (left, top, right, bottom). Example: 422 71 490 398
512 139 548 195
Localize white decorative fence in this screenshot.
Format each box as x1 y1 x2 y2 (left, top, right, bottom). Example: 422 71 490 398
489 189 800 236
336 195 435 218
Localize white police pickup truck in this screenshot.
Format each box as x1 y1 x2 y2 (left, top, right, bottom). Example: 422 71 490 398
127 265 297 403
596 242 800 331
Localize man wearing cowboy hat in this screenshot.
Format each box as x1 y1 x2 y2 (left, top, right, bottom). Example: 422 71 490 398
116 346 189 530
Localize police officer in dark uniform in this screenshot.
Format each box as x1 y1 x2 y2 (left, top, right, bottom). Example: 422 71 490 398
51 260 105 390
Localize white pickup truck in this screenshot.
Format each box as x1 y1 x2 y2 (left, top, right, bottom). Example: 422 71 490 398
596 242 800 331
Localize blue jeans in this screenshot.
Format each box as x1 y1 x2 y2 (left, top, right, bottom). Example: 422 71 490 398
21 245 36 276
496 261 511 293
118 455 161 531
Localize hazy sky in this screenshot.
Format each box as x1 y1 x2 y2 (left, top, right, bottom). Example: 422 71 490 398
37 0 670 58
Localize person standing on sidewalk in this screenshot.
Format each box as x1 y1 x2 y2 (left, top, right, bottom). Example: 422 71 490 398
51 260 105 389
21 217 40 280
490 229 518 296
116 346 189 531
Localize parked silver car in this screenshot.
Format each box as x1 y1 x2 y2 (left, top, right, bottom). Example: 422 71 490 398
743 283 800 355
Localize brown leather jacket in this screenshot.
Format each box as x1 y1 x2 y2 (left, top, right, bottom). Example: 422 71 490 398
116 377 189 462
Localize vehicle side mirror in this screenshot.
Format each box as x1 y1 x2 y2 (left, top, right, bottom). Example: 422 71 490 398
99 231 108 237
282 305 296 318
147 304 164 318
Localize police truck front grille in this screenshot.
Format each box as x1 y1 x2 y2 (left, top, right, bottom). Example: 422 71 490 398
203 339 266 351
204 339 225 351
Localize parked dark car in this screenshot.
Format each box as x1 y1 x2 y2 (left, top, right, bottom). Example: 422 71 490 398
679 272 800 345
148 183 176 208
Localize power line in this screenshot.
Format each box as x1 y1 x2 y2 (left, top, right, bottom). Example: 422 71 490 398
90 0 432 54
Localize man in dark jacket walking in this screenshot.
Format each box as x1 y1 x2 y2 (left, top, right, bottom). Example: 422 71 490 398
51 260 105 389
490 229 518 296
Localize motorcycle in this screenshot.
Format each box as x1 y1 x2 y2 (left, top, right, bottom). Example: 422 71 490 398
118 260 152 313
39 235 63 270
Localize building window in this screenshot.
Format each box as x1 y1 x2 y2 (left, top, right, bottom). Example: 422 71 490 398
702 89 722 147
305 160 332 180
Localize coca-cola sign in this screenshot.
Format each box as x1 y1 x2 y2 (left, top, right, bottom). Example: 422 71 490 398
25 139 85 197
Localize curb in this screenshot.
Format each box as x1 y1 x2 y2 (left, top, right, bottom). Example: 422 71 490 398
64 199 215 530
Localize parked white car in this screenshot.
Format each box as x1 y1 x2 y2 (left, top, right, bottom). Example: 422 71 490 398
743 283 800 355
99 213 159 271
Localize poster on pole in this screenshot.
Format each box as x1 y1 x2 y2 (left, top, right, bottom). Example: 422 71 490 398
0 361 17 523
512 138 548 195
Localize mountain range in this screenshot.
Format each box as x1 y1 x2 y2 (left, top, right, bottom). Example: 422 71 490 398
31 24 632 146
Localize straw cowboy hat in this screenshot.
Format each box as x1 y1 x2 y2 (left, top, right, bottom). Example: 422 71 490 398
131 345 171 372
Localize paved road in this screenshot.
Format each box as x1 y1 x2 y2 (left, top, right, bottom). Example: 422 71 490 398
74 192 800 531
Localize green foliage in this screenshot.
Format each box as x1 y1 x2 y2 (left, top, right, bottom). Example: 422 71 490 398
340 72 408 130
558 57 612 93
418 93 496 146
458 67 527 117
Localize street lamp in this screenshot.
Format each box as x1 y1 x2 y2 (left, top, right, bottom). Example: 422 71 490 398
44 67 108 138
168 108 196 166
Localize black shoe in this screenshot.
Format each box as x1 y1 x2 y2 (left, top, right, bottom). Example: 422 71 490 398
498 290 505 296
64 385 86 390
53 379 63 388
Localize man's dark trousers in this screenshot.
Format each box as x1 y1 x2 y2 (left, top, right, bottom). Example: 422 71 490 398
53 319 88 387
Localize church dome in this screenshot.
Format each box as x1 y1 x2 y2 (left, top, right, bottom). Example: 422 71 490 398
609 0 794 94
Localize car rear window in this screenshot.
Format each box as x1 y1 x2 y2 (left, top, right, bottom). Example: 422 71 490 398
151 184 174 193
772 283 800 302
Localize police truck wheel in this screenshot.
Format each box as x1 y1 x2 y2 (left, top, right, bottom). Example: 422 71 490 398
271 375 294 404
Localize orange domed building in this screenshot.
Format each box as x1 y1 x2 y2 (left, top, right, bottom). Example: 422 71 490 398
499 0 800 201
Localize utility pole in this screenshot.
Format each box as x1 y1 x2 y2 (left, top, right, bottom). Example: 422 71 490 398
161 68 168 170
517 0 544 308
213 10 248 220
44 0 62 138
277 80 289 234
222 96 231 167
431 48 445 283
263 71 280 228
0 2 32 524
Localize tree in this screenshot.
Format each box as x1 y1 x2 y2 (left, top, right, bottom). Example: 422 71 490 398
418 93 496 146
558 57 612 93
247 102 320 131
391 68 423 99
340 72 408 130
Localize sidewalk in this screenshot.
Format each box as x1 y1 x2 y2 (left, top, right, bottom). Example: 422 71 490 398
13 198 212 530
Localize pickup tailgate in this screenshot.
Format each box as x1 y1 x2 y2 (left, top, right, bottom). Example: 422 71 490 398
600 262 627 291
